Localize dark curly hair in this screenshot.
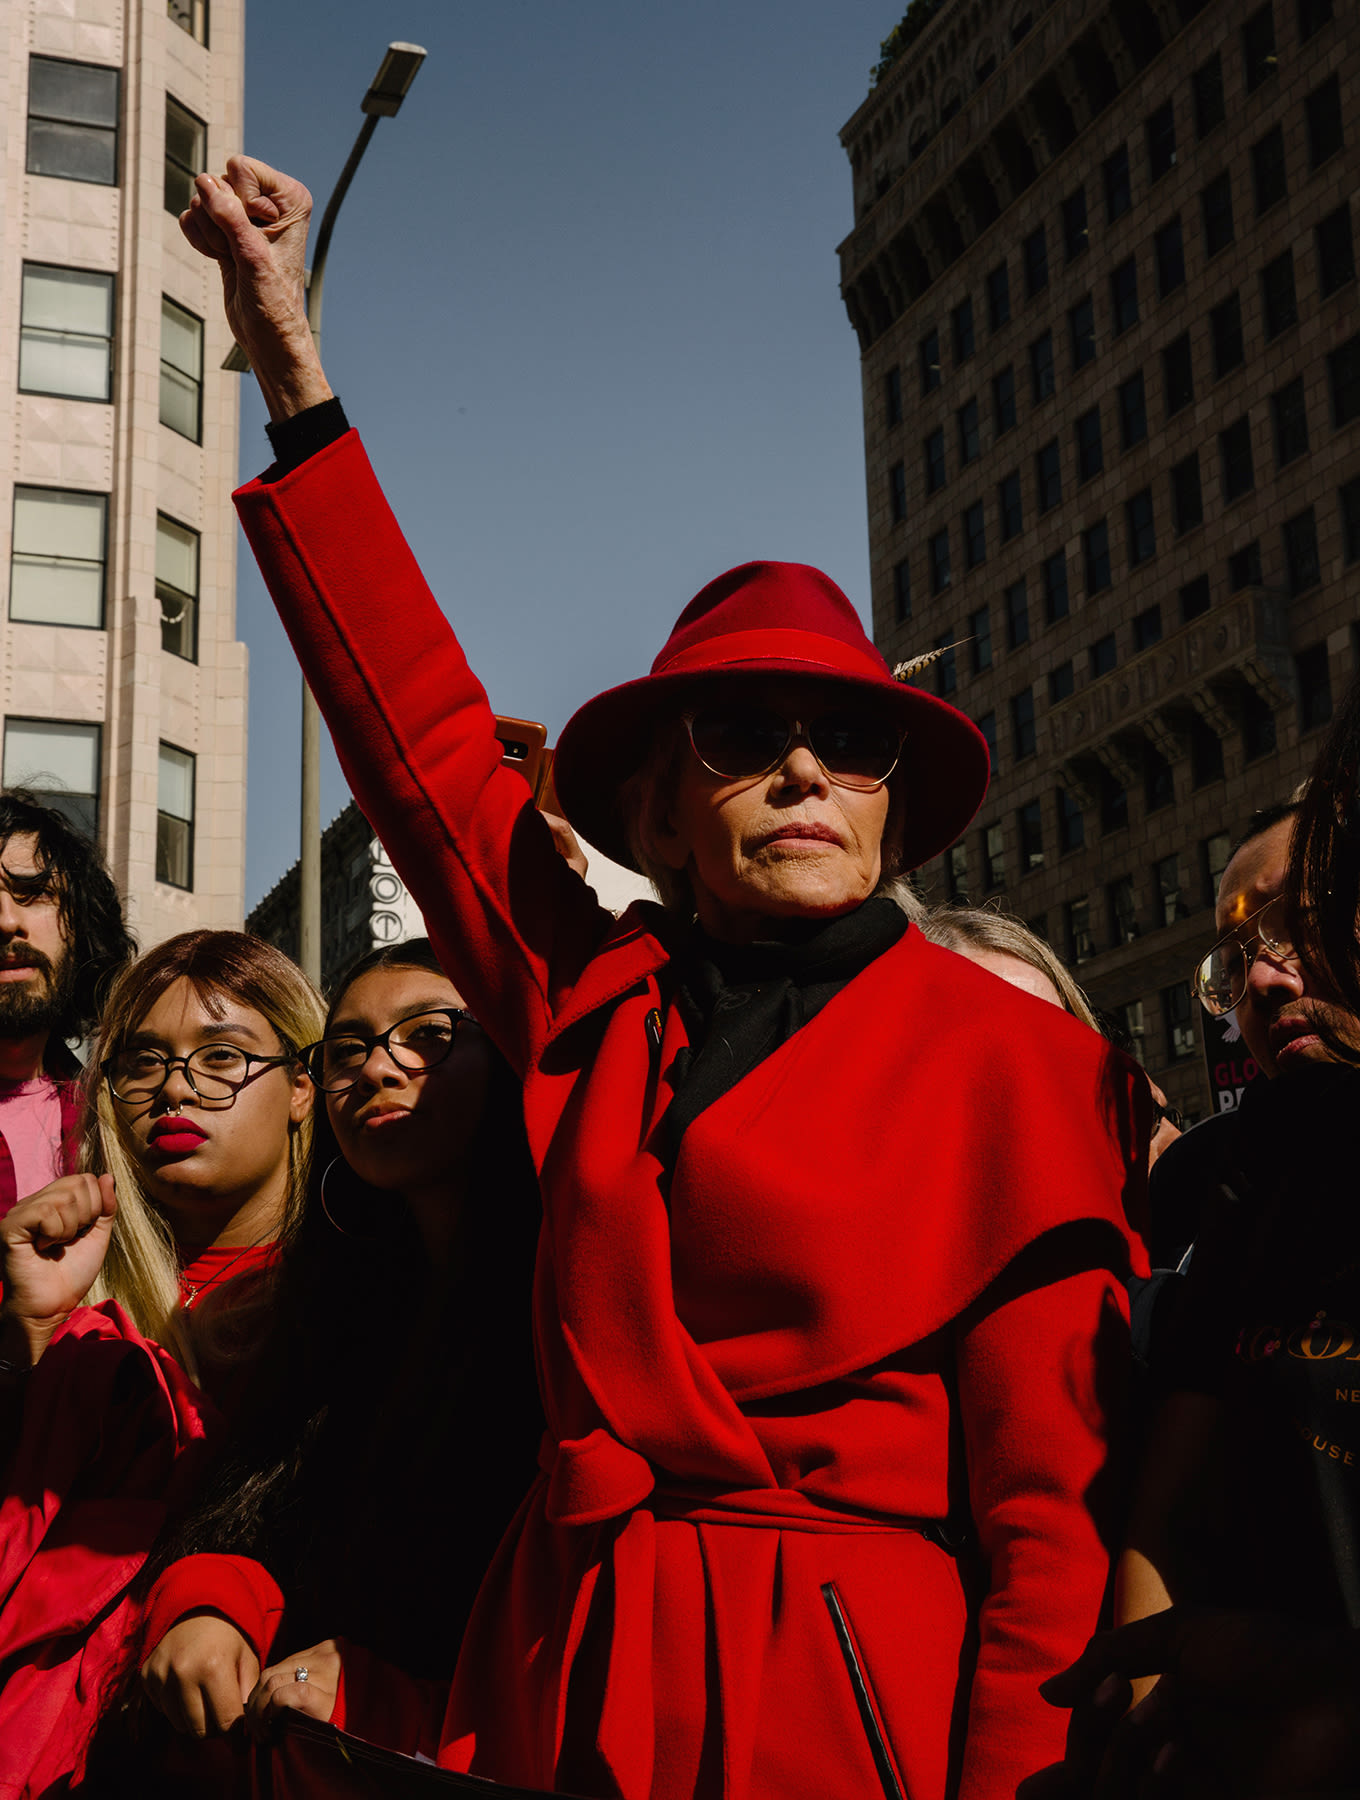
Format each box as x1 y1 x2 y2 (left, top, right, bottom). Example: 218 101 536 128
0 788 137 1049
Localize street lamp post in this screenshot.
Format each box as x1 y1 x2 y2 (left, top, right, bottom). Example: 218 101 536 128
297 42 426 988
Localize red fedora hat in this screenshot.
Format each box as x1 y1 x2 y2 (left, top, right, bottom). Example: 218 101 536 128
553 561 990 875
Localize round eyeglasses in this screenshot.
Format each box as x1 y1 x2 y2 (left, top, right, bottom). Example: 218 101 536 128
1193 896 1299 1017
682 704 903 791
300 1008 474 1093
105 1043 296 1106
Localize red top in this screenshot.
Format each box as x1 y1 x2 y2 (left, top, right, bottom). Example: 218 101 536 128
178 1239 280 1310
235 430 1149 1800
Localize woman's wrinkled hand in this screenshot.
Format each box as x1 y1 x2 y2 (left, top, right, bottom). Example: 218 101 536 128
246 1638 341 1738
0 1173 116 1364
178 155 332 420
140 1612 261 1737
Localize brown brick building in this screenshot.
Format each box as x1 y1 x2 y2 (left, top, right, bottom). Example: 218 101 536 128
838 0 1360 1117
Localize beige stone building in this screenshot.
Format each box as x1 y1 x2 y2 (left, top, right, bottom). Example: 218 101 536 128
839 0 1359 1117
1 0 246 944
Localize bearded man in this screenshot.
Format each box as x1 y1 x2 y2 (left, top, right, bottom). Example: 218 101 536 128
0 791 135 1217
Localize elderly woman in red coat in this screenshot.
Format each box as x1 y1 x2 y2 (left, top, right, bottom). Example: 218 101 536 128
183 159 1147 1800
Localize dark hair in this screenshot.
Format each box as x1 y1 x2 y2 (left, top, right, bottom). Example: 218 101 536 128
150 938 542 1672
1290 676 1360 1045
0 788 136 1048
1225 799 1300 868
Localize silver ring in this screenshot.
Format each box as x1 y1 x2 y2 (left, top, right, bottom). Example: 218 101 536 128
293 1665 309 1684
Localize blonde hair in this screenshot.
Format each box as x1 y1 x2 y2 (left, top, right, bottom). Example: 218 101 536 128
82 931 325 1347
916 900 1100 1029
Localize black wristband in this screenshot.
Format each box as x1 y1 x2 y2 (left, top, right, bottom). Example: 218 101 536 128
264 397 350 476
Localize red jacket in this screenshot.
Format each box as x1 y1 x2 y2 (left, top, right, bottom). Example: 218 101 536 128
237 431 1148 1800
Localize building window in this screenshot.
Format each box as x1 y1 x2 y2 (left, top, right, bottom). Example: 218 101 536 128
156 512 199 659
1057 786 1084 853
957 398 981 465
969 605 992 672
1297 642 1332 731
1192 53 1225 138
1202 830 1232 904
1030 330 1055 401
1100 767 1129 834
1155 853 1189 925
983 821 1006 889
1179 573 1211 620
924 429 946 494
998 471 1023 540
992 365 1017 435
165 95 205 215
1011 688 1036 759
1036 439 1062 512
1005 579 1030 648
1190 713 1225 786
1229 540 1263 590
157 743 195 888
160 297 203 442
1219 416 1254 500
986 262 1011 330
1084 524 1112 595
1066 896 1095 963
1210 292 1244 378
1075 406 1103 482
1109 875 1140 944
892 558 912 624
1023 226 1049 297
952 297 976 363
1329 335 1360 427
1316 205 1356 297
1164 982 1197 1060
1111 258 1139 333
26 55 119 186
883 368 904 431
1242 686 1277 760
1162 334 1194 416
920 327 942 393
1049 659 1075 703
1069 294 1095 369
1018 799 1044 871
1146 101 1176 182
1127 488 1156 565
929 528 952 594
1145 744 1174 812
1171 453 1203 534
1155 218 1185 297
2 719 100 838
1091 629 1118 676
1062 187 1089 260
963 500 987 568
19 264 114 401
1251 124 1287 214
1242 4 1277 91
1201 173 1234 258
1283 507 1321 594
1043 551 1069 623
1306 75 1344 169
9 487 106 629
1104 143 1132 221
1133 603 1163 651
1271 376 1308 466
1118 371 1147 448
1341 477 1360 564
169 0 209 44
1298 0 1332 36
946 842 969 900
1260 249 1297 339
977 710 997 763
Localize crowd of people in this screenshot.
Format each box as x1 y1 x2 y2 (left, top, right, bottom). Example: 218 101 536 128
0 151 1357 1800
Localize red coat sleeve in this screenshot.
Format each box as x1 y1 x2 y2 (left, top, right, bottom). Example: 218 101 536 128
234 432 613 1077
953 1252 1131 1799
141 1553 285 1667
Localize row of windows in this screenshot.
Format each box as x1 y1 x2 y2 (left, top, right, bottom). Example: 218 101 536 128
27 55 209 211
18 263 206 443
2 720 196 887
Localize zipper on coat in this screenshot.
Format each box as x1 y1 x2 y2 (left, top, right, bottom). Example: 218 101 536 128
820 1581 909 1800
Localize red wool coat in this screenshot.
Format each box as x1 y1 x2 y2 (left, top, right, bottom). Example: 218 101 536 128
237 432 1148 1800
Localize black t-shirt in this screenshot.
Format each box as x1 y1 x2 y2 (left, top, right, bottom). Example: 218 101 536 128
1169 1062 1360 1627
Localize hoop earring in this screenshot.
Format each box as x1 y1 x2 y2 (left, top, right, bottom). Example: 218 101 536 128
319 1157 381 1240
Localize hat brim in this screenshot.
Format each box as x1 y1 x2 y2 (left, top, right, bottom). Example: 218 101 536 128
552 659 991 877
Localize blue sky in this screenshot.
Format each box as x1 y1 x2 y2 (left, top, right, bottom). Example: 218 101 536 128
236 2 898 906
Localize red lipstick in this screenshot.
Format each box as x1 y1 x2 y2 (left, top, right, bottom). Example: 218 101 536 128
147 1118 210 1158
